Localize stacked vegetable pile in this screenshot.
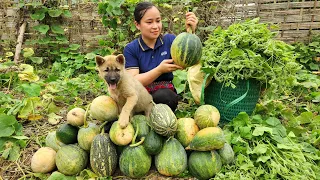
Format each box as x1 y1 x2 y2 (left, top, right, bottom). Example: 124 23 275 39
30 95 236 179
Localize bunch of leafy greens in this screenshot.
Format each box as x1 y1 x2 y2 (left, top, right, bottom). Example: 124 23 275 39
201 18 301 97
214 112 320 180
293 34 320 71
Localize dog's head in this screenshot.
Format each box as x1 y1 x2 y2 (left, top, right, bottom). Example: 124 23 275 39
95 54 125 90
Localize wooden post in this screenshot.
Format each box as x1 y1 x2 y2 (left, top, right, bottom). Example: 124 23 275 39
13 21 27 64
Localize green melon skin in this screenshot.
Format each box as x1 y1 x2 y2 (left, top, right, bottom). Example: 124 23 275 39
46 131 65 151
131 115 150 140
186 127 225 151
119 145 152 178
218 143 235 165
90 133 117 177
150 104 177 137
89 95 118 122
194 104 220 129
56 124 79 144
170 32 202 68
143 129 163 155
155 138 187 176
188 150 222 180
77 123 100 151
55 145 88 176
175 118 199 147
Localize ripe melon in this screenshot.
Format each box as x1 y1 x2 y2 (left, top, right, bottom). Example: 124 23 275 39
67 107 86 126
109 121 135 146
194 104 220 129
175 118 199 147
89 95 118 122
31 147 56 173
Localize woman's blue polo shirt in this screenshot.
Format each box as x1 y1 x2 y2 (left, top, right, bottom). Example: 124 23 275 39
124 34 176 82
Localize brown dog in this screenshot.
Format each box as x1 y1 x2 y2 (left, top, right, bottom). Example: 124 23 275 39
95 54 153 128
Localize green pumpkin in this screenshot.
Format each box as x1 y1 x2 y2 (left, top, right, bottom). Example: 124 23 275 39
188 150 222 180
186 127 225 151
77 122 100 151
143 129 163 155
150 104 177 137
155 137 187 176
45 131 65 151
131 115 150 140
55 144 88 176
90 133 117 176
218 143 235 165
119 144 151 178
56 124 78 144
170 31 202 68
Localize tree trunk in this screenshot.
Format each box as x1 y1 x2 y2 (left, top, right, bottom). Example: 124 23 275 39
14 21 27 64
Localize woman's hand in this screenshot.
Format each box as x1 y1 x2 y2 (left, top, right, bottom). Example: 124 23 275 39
185 12 198 33
157 59 183 74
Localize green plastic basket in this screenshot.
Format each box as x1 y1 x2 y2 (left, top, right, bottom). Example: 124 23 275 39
201 77 260 125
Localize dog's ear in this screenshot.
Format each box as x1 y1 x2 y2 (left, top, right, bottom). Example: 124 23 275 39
95 55 105 67
116 54 125 65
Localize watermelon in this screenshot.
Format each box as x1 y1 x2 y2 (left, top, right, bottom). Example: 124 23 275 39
188 150 222 180
170 31 202 68
186 127 225 151
150 104 177 136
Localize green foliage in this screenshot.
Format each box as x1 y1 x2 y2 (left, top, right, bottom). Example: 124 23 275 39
294 34 320 71
201 18 301 99
0 114 28 161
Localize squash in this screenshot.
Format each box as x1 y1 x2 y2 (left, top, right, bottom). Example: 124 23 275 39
170 30 202 68
218 143 235 165
143 129 163 155
90 133 117 176
77 122 100 151
155 137 187 176
186 127 225 151
188 150 222 180
131 114 150 140
56 124 78 144
109 121 134 146
175 118 199 147
31 147 56 173
67 107 85 126
150 104 177 137
45 131 65 151
89 95 118 122
55 144 88 175
194 104 220 129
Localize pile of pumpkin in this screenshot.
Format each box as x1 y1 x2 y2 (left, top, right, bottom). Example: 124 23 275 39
31 95 235 180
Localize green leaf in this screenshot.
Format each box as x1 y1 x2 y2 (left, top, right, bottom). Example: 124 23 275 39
229 48 245 58
239 126 252 139
51 25 64 34
257 155 270 163
251 144 268 154
47 113 62 125
69 44 81 51
48 9 62 17
0 114 17 137
23 48 34 58
63 10 72 18
30 10 46 20
33 25 50 34
265 117 281 127
85 53 96 59
232 112 250 130
252 126 273 136
309 62 319 70
20 83 41 97
18 97 42 119
297 111 313 124
277 143 293 150
8 144 20 161
29 57 43 64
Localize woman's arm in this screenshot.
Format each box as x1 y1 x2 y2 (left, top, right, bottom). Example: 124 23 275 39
127 59 182 86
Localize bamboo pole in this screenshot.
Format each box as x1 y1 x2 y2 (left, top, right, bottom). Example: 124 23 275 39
13 21 27 64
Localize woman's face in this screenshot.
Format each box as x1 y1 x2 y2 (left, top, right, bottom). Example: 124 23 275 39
135 6 162 41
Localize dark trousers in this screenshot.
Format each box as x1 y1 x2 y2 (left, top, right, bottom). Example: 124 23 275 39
151 88 179 111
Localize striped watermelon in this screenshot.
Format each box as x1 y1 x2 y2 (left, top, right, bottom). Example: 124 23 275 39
149 104 177 137
171 32 202 68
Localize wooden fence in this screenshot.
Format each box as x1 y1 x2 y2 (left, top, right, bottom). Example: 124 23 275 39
1 0 320 53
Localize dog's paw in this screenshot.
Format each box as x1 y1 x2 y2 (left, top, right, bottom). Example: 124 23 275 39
118 116 129 129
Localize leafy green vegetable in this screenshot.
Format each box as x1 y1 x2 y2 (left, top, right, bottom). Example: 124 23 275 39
201 18 301 99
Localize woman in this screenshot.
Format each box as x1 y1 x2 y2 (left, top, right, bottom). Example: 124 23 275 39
124 2 198 111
